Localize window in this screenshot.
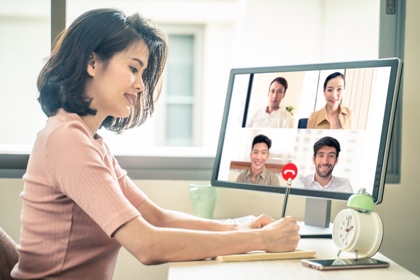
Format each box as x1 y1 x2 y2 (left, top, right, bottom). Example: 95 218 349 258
0 0 50 154
164 34 195 146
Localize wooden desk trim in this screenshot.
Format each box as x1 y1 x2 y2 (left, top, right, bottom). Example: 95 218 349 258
230 161 284 173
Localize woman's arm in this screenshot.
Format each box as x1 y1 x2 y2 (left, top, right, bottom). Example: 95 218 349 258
136 199 276 231
113 211 300 265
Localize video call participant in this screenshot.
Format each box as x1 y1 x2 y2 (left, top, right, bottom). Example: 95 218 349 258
293 136 353 193
12 8 300 279
236 134 280 186
247 77 294 128
307 72 352 129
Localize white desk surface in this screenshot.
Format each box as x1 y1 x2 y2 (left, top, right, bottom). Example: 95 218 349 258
168 238 419 280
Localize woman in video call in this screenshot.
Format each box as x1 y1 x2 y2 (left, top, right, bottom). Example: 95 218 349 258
307 72 352 129
11 8 300 279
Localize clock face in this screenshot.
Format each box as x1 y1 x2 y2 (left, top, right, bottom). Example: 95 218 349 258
332 209 357 249
332 208 384 258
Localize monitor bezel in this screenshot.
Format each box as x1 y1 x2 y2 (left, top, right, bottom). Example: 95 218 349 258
211 58 402 204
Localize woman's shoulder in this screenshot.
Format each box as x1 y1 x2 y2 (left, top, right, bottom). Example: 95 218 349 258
308 106 325 119
308 106 325 118
41 110 94 145
340 105 352 115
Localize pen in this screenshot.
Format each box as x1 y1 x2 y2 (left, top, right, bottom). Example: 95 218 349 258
281 178 292 218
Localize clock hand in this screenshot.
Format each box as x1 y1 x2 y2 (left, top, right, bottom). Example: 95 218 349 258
345 225 354 239
344 216 350 235
346 216 350 232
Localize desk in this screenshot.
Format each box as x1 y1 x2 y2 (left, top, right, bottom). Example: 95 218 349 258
168 239 419 280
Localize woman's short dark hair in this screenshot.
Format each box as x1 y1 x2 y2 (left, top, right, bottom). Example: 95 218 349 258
269 77 288 92
313 136 341 157
323 72 345 91
252 134 272 150
37 8 168 133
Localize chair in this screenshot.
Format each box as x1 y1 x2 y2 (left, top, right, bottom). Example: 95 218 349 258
0 227 19 280
298 118 308 129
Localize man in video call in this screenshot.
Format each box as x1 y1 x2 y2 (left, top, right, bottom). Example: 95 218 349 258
294 136 353 193
236 134 280 186
246 77 294 128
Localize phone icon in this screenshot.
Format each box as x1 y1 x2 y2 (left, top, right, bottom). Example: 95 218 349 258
284 169 296 176
281 163 298 180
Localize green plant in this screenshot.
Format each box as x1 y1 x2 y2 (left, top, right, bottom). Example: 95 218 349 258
285 105 294 116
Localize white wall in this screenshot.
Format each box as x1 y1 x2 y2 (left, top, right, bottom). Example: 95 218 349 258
374 0 420 275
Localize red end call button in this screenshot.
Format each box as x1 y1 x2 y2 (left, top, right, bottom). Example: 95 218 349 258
281 163 298 180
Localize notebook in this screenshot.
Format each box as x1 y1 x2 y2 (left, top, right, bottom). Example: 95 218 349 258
216 248 316 262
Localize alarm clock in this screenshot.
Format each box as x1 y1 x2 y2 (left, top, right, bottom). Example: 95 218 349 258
332 188 384 259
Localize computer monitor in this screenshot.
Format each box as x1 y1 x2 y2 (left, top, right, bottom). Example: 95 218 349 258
211 58 402 228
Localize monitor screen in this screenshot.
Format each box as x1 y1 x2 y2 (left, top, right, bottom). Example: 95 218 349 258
211 58 402 204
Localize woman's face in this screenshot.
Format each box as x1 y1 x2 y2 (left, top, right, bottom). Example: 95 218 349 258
323 77 345 108
86 40 150 120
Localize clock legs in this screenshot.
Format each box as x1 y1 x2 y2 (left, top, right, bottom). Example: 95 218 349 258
337 249 359 260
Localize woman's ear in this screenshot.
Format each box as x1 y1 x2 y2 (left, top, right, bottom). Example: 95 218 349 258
86 53 96 76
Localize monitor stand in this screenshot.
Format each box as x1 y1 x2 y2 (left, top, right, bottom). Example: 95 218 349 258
298 198 332 238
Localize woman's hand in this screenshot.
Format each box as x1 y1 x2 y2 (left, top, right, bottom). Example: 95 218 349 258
235 214 276 230
260 216 301 252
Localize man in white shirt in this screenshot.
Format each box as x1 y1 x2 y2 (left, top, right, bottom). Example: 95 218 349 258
294 136 353 193
247 77 294 128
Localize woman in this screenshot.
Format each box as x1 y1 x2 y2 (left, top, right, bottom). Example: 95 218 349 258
12 8 300 279
307 72 352 129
